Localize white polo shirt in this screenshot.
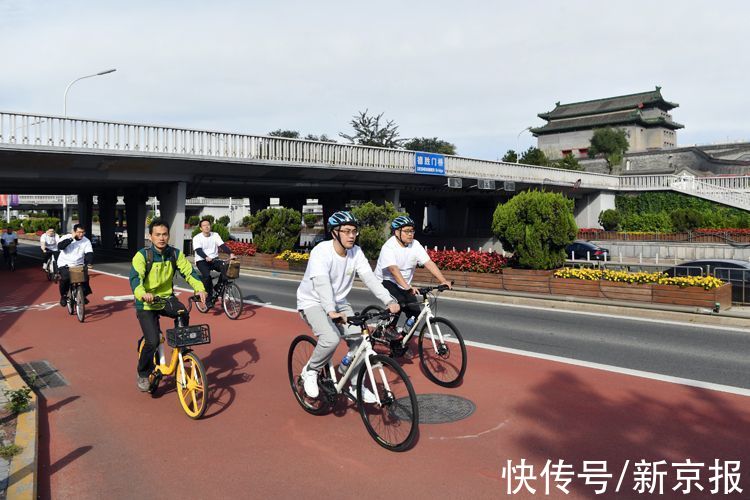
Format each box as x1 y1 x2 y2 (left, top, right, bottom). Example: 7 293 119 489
57 235 93 267
297 241 372 310
192 232 225 262
374 236 430 288
41 233 60 251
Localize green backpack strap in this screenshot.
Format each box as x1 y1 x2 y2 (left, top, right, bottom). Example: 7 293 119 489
144 246 178 278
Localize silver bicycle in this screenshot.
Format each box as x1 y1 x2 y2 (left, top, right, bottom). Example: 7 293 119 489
362 283 467 387
287 310 419 452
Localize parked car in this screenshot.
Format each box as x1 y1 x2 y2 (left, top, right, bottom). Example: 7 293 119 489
565 240 609 261
662 259 750 303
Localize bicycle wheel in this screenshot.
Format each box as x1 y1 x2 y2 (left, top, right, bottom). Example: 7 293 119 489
194 295 210 313
66 288 75 315
75 286 86 322
9 255 15 272
222 282 243 320
417 317 467 387
176 351 208 419
287 335 330 415
357 354 418 452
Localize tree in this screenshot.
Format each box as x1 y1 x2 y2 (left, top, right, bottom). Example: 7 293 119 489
339 110 405 148
491 190 577 270
191 223 230 242
519 147 549 167
350 201 405 259
403 137 456 155
247 207 302 254
502 150 518 163
670 208 705 232
303 213 318 228
218 215 231 226
552 153 583 171
304 133 337 143
268 130 300 139
588 127 629 173
598 209 621 231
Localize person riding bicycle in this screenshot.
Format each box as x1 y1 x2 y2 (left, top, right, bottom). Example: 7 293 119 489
57 224 94 307
192 218 235 304
297 210 400 401
40 226 60 274
1 227 18 266
130 218 207 392
374 215 451 335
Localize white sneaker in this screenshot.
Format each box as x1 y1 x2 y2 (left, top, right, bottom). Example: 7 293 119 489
347 384 378 404
301 369 319 399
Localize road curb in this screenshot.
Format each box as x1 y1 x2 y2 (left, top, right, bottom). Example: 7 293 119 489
0 347 37 500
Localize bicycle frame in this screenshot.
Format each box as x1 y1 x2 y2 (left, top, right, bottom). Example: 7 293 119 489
154 342 191 387
398 295 447 352
325 329 387 406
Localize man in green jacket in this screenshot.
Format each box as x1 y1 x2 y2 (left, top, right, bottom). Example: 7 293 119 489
130 218 207 392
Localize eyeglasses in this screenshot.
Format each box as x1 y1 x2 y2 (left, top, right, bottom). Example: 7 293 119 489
400 229 415 234
337 229 359 236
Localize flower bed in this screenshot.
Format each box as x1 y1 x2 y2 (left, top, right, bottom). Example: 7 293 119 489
225 241 256 256
426 249 507 273
553 268 724 290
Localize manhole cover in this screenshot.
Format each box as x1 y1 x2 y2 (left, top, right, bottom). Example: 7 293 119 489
18 360 68 390
393 393 476 424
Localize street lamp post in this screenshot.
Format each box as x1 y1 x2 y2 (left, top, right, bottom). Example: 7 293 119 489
63 68 117 117
516 126 532 164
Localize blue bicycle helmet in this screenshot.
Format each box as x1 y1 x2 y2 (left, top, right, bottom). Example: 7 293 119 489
391 215 415 232
328 211 359 229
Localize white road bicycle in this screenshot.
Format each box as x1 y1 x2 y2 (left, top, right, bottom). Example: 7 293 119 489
288 310 419 452
361 282 467 387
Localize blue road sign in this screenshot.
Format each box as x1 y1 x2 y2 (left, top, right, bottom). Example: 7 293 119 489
415 152 445 175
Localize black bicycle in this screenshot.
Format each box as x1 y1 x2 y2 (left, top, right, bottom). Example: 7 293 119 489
3 243 17 272
189 258 243 320
65 265 87 323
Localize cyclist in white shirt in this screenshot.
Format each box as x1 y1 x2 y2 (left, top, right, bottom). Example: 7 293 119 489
375 215 451 334
1 227 18 266
297 211 400 401
192 218 235 302
40 226 60 273
57 224 94 306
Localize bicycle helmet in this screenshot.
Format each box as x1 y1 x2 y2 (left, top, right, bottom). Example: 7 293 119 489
391 215 415 232
328 211 359 229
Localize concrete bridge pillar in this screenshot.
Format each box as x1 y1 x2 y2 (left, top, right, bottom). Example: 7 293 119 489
125 188 148 253
320 195 347 232
400 199 425 235
98 192 117 250
574 192 615 229
158 182 187 248
77 193 94 238
249 196 270 215
280 195 306 214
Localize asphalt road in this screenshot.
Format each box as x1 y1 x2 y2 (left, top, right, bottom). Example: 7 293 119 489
15 242 750 391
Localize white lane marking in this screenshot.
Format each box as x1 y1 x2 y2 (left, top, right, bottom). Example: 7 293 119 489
95 269 750 396
429 420 509 441
103 295 135 302
464 339 750 398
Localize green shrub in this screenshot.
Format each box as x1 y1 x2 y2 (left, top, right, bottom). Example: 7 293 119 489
4 386 33 414
350 201 405 260
247 207 302 253
598 209 621 231
241 215 253 227
670 208 704 232
187 215 201 226
303 213 318 228
491 190 577 270
92 214 100 222
0 444 22 460
621 212 672 232
191 223 231 242
19 217 60 233
218 215 230 226
202 215 215 224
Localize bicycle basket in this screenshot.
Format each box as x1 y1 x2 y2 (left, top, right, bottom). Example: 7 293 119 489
225 261 240 279
166 324 211 348
68 265 85 284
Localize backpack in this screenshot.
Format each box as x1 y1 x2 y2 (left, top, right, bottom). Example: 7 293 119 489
144 246 178 278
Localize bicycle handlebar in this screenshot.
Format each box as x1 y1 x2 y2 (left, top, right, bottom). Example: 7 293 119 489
344 309 394 327
417 280 454 296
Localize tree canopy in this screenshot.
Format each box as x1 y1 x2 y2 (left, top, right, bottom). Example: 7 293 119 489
339 110 405 148
588 127 629 172
404 137 456 155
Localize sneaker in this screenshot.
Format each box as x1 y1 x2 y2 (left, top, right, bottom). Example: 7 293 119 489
136 376 150 392
59 296 67 307
300 369 319 398
347 384 378 404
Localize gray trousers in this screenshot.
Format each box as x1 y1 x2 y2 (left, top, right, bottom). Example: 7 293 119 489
300 303 364 375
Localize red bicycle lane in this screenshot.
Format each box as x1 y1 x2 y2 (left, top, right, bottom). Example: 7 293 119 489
0 268 748 499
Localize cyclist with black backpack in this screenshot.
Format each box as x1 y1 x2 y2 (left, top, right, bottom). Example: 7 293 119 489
130 218 207 392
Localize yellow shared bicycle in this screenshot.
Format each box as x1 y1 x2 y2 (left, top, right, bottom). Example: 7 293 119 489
136 295 212 419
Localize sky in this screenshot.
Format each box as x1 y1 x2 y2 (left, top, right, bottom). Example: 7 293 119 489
1 0 748 160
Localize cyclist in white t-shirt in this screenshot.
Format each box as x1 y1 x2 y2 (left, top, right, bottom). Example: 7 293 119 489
297 210 400 401
40 226 61 273
375 215 451 334
57 224 94 306
192 218 235 302
1 227 18 265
